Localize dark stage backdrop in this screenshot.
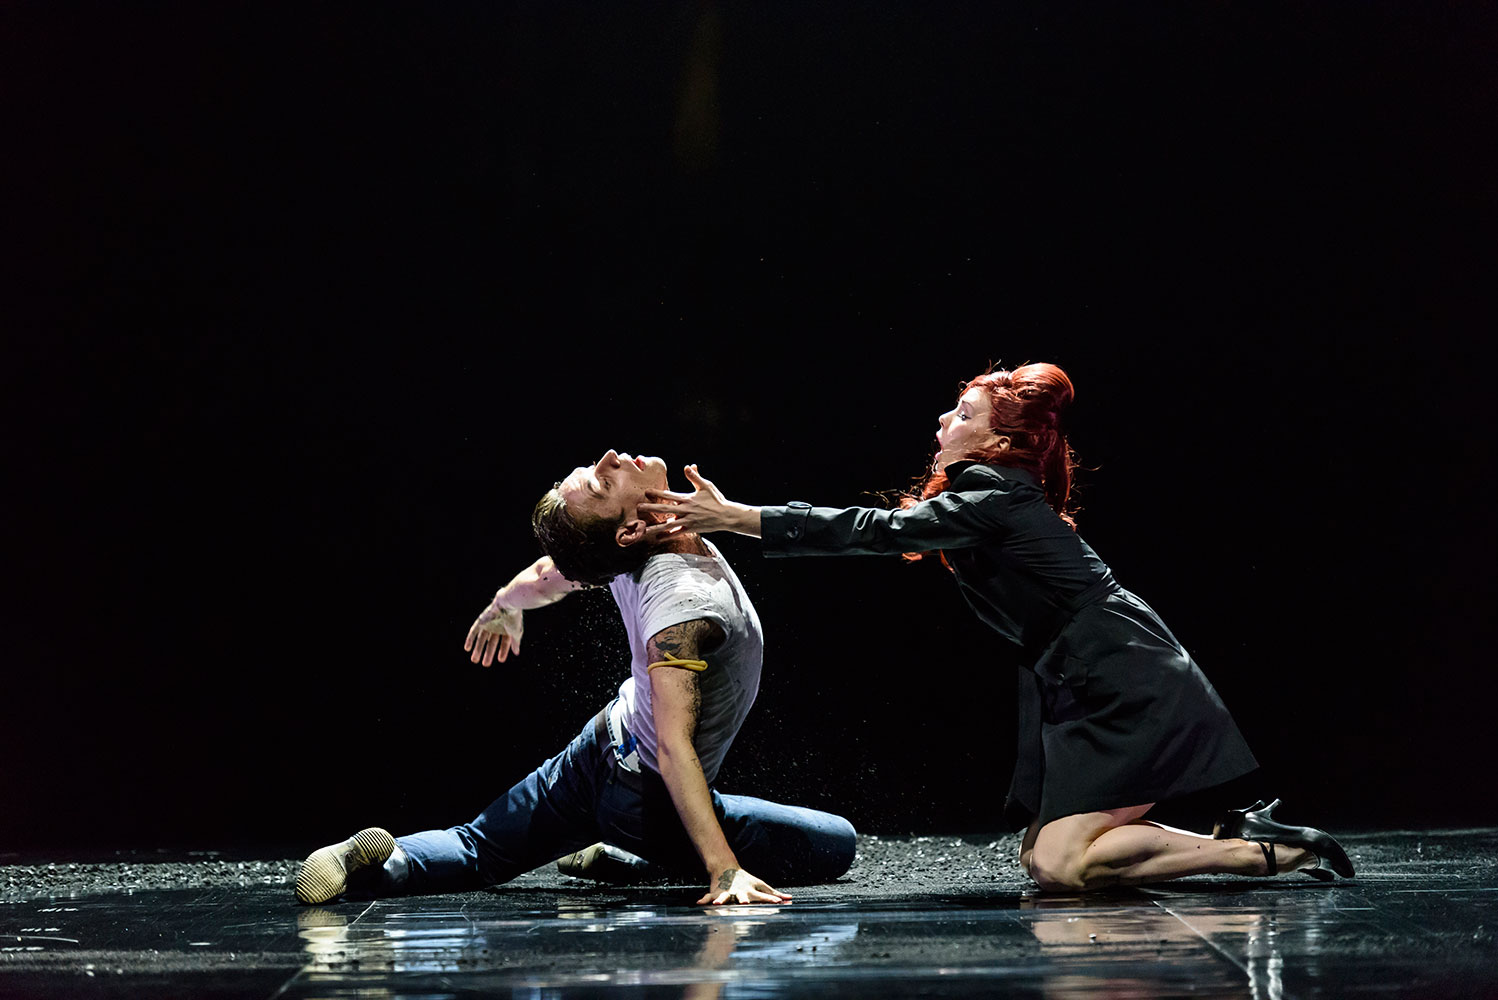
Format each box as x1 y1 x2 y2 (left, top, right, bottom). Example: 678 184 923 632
4 2 1494 853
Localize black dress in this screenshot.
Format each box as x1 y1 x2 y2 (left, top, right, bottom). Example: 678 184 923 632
760 460 1258 829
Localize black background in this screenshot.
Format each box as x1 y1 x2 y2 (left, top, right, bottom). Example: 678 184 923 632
4 1 1494 854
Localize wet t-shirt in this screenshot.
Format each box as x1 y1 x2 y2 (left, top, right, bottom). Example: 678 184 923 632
609 540 763 784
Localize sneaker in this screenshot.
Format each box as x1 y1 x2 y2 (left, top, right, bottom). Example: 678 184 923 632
294 827 396 904
556 842 649 883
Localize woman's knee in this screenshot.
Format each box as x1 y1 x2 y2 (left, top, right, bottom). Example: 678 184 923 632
1022 807 1152 892
1024 841 1088 893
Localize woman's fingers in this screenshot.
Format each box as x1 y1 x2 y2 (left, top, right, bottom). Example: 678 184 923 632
637 503 683 516
686 465 731 504
644 489 691 502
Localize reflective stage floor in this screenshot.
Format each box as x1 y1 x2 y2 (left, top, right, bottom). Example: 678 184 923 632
3 829 1494 998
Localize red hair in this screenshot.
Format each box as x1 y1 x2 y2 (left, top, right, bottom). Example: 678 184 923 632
901 363 1079 560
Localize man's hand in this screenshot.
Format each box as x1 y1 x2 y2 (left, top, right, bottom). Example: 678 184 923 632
464 601 523 666
640 465 762 540
462 556 581 666
698 867 793 906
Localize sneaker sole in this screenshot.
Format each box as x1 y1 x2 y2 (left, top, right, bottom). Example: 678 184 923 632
294 827 396 904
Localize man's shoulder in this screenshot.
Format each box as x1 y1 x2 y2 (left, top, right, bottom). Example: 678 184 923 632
630 543 756 642
635 547 732 594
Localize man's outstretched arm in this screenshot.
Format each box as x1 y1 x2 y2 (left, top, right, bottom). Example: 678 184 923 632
648 619 792 906
465 556 584 666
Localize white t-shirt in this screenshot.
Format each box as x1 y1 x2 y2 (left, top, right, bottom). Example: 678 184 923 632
608 540 763 784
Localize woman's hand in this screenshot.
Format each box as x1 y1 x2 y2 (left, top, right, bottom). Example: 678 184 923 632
698 867 793 906
641 465 762 539
464 601 523 666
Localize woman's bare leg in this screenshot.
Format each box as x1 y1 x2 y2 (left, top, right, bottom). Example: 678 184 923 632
1025 803 1314 892
1019 817 1042 873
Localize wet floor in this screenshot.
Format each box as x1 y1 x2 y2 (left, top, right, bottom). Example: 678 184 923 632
2 830 1494 998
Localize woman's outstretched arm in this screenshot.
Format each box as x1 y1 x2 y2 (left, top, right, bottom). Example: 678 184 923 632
641 464 1021 557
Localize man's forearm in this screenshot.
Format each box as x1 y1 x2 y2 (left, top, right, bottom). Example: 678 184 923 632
492 556 582 611
656 740 739 876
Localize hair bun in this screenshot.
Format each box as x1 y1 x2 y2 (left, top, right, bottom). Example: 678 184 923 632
1013 362 1074 414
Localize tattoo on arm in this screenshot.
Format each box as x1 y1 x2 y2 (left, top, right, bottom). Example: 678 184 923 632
647 619 723 741
717 868 739 891
649 618 725 661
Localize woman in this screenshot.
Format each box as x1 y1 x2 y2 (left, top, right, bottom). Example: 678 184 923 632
639 363 1352 891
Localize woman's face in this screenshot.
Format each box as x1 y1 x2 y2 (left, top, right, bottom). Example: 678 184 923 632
935 386 1005 472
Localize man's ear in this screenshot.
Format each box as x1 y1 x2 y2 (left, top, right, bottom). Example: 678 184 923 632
616 518 649 548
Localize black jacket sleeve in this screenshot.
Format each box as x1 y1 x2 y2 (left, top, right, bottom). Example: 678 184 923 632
761 484 1017 557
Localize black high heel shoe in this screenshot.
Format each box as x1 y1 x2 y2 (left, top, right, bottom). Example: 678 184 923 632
1213 798 1355 879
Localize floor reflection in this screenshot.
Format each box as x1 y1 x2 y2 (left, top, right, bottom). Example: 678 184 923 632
284 882 1465 999
1017 887 1378 1000
295 900 861 997
7 831 1494 998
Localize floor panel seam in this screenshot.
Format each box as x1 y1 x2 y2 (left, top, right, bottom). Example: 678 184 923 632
264 965 302 1000
266 900 377 998
1154 901 1264 995
348 900 378 927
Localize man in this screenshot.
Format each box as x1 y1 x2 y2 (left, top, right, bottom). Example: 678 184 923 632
295 449 856 906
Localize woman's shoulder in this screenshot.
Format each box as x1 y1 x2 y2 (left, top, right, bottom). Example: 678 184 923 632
947 461 1042 493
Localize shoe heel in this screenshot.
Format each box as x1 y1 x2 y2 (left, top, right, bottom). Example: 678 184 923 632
1213 800 1268 840
295 847 345 905
351 828 396 866
294 828 396 905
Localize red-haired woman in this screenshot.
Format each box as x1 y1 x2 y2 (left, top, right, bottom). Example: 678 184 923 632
639 363 1352 890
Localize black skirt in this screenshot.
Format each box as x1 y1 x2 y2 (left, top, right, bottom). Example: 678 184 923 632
1005 589 1259 828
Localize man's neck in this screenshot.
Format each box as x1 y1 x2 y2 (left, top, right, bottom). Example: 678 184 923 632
655 532 710 558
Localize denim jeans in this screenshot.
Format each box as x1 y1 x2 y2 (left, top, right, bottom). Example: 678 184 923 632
391 701 857 894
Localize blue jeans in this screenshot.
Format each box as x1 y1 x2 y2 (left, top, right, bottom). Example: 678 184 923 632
392 702 857 894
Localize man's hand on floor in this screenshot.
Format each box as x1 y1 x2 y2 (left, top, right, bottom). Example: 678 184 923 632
698 867 793 906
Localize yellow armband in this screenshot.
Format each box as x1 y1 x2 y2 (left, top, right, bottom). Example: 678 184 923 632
646 654 708 673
